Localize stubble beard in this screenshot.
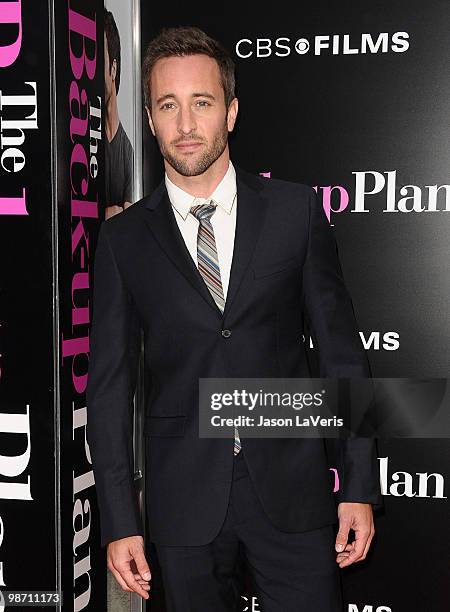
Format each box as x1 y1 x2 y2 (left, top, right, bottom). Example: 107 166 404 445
156 119 229 177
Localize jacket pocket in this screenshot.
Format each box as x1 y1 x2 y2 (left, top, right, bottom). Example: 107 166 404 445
143 415 187 437
253 256 300 279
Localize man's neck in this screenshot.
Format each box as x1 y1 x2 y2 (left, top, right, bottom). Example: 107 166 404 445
165 152 231 198
105 92 120 143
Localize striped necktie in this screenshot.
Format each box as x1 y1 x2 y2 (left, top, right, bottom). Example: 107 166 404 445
190 200 242 455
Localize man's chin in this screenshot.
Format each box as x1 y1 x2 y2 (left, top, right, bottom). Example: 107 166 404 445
176 167 208 177
166 156 210 177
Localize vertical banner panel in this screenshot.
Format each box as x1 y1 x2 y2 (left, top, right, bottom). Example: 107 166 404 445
104 1 147 609
0 0 56 603
54 0 106 609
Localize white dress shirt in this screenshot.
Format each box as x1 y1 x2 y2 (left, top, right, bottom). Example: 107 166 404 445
165 160 237 300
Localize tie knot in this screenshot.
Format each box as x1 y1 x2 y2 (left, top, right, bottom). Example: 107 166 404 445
190 200 216 222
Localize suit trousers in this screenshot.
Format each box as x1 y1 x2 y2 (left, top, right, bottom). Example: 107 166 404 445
151 448 343 612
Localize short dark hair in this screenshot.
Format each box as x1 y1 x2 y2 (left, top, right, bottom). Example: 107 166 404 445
142 26 236 110
104 9 121 95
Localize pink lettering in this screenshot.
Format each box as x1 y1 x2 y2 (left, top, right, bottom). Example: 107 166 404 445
68 6 97 80
0 1 22 67
71 196 99 219
0 188 27 215
72 272 89 326
70 142 89 196
69 81 89 140
330 467 340 493
315 185 349 222
61 335 89 394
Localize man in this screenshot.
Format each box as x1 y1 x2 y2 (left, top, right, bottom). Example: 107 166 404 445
104 8 133 219
87 25 382 611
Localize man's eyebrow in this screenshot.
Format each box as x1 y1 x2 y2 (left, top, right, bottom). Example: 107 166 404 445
192 92 216 100
155 93 175 105
156 92 216 105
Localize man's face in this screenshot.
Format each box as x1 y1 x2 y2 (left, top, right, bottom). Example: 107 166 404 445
146 54 238 177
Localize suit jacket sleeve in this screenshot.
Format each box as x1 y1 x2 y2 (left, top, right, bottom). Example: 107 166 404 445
301 187 382 508
86 222 144 547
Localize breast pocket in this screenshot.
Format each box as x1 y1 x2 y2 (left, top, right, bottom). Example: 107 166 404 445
253 256 301 279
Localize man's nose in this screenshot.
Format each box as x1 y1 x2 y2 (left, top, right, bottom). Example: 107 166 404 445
176 105 196 135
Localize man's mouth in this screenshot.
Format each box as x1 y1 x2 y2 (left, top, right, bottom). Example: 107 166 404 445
175 142 203 151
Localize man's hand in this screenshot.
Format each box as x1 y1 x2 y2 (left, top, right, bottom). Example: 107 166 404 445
335 502 375 568
107 535 151 600
105 204 124 219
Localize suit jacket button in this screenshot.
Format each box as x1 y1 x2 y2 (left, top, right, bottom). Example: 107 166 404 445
221 329 232 338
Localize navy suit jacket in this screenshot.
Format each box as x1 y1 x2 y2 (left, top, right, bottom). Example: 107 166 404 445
86 165 382 548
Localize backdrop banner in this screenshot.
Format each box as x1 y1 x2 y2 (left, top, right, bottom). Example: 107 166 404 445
140 2 450 611
0 1 113 609
0 1 56 607
55 0 106 610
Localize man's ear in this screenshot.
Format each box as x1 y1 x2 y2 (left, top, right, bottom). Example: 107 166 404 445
146 106 156 137
227 97 239 132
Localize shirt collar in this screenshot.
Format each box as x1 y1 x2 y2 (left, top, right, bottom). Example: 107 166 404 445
165 160 237 221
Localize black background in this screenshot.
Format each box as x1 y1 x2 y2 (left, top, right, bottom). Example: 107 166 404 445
141 2 450 610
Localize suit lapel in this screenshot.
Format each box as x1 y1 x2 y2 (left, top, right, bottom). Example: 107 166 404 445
142 181 220 313
222 167 268 318
141 166 269 318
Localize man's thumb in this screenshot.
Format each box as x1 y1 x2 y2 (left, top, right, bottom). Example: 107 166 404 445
335 522 350 552
133 548 151 580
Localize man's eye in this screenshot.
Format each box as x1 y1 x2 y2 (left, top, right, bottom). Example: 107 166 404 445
161 102 175 110
196 100 210 107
